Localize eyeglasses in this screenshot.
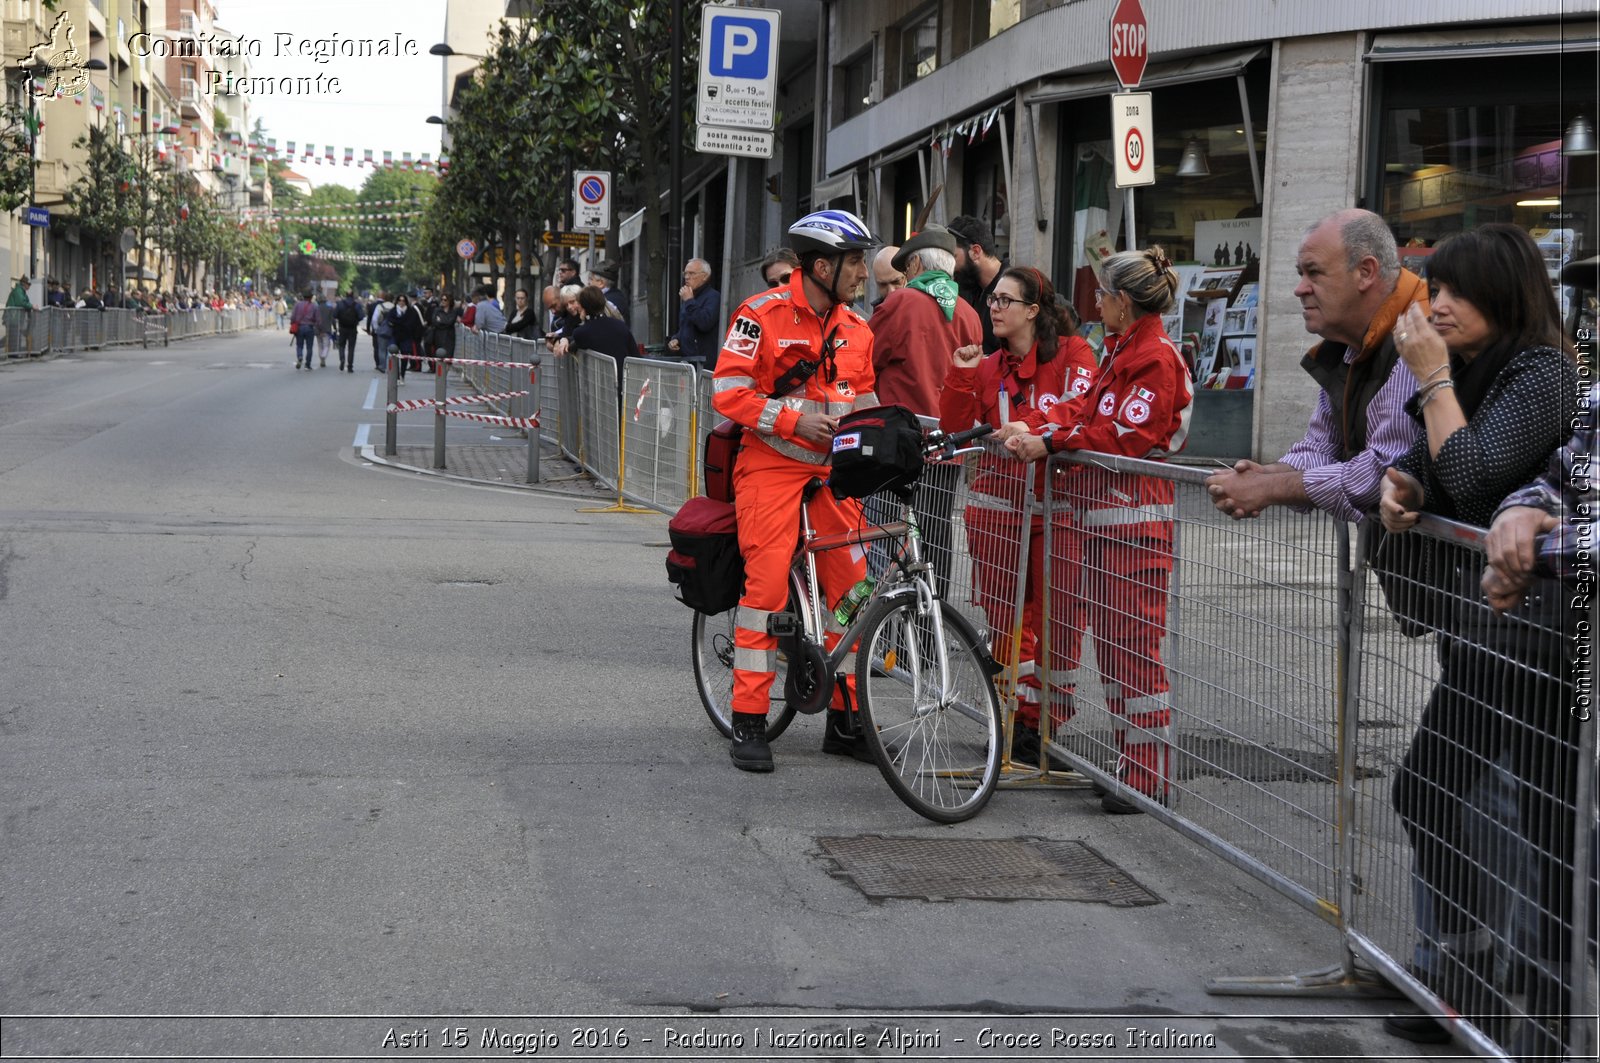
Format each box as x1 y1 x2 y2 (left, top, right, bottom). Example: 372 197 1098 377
986 293 1034 310
1094 287 1120 301
765 272 792 288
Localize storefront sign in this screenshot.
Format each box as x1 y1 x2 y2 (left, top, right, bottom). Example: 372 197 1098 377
25 206 50 227
1111 93 1154 187
1109 0 1149 90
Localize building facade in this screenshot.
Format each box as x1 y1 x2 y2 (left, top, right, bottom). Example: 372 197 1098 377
701 0 1597 461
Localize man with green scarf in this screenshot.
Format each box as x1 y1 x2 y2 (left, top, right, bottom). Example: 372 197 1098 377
868 224 981 415
864 224 982 599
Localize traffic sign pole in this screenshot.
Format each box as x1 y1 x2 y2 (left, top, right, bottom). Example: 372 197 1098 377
1108 0 1150 251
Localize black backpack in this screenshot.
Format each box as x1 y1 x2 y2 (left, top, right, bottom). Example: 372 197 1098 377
827 405 926 500
336 298 362 328
665 497 745 614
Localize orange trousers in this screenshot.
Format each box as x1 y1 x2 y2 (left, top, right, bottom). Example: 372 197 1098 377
730 442 866 716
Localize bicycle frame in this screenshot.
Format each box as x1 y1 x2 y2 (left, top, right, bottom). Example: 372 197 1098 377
778 483 956 715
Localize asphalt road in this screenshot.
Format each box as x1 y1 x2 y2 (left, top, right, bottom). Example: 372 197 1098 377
0 331 1452 1062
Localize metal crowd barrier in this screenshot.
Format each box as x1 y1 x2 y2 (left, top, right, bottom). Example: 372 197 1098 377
1344 514 1594 1061
1024 449 1594 1061
1 305 270 358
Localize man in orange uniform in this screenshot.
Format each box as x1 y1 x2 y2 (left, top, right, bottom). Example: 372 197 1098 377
712 210 882 772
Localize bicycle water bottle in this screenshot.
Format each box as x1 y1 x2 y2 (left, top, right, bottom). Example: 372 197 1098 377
833 577 876 626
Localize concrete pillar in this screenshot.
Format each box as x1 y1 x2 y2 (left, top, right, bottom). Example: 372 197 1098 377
1255 33 1366 461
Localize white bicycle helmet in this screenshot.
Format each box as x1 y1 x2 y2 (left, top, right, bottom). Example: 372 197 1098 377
786 209 878 255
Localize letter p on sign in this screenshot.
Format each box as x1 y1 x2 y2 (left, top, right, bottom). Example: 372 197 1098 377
709 15 770 79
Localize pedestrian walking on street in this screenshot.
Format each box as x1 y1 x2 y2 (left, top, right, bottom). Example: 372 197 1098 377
334 290 363 372
272 293 288 329
427 292 464 370
289 290 317 370
314 292 336 367
387 294 425 382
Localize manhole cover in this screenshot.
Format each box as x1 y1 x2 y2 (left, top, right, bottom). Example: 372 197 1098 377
817 835 1161 905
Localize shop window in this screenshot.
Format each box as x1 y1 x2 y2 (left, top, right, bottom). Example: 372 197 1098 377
1373 51 1597 320
1056 60 1270 327
955 0 1022 54
894 6 939 93
836 46 874 122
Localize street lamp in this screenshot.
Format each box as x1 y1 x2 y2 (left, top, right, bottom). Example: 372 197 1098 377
425 116 445 126
427 44 486 60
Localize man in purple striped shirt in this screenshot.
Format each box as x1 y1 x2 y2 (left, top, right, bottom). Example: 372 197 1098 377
1206 208 1429 522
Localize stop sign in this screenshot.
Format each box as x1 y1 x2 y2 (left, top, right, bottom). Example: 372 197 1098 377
1109 0 1149 89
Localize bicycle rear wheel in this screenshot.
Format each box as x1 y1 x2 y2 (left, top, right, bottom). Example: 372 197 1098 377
855 596 1002 823
691 608 796 742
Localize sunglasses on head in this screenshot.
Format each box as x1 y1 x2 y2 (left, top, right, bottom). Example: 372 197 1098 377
765 271 792 288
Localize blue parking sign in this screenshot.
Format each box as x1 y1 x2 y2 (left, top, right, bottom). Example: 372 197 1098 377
708 15 770 78
698 5 780 133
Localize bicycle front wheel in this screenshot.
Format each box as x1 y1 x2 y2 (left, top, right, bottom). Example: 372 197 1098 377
854 596 1002 822
691 609 796 742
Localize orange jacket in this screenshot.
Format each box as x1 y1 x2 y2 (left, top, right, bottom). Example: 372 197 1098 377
711 273 878 466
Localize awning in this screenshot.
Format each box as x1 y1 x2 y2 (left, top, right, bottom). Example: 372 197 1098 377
1024 46 1263 107
1366 24 1599 63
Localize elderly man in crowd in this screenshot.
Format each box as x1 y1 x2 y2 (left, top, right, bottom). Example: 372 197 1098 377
870 245 906 310
1205 208 1428 522
864 224 983 602
667 258 721 370
590 259 628 315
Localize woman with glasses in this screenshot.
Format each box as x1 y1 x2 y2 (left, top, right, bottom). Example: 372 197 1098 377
760 247 800 290
1005 247 1192 813
942 267 1097 771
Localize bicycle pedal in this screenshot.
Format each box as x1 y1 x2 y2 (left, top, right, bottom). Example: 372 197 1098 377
766 613 799 637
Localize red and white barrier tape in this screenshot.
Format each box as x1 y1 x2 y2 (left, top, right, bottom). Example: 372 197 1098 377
386 389 529 414
436 356 538 370
442 409 540 429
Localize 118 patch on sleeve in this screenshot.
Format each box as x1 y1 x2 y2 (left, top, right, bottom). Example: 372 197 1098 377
722 316 762 360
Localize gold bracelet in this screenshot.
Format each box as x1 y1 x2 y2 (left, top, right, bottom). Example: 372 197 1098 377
1418 379 1456 411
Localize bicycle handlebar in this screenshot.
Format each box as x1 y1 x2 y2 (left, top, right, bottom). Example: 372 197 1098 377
923 423 995 460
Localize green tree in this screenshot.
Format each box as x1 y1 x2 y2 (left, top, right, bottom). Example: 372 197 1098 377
418 3 704 338
68 125 138 290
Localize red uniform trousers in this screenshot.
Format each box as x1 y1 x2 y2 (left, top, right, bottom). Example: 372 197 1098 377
1055 511 1175 801
1056 464 1184 797
731 441 866 716
965 504 1086 731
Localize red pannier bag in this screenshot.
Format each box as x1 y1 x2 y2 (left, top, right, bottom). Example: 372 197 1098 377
665 496 745 614
702 419 743 504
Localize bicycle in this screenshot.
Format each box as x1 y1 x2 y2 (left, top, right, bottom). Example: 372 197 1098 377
691 423 1003 822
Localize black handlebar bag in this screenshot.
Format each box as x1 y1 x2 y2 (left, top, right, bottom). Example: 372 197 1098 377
827 405 925 500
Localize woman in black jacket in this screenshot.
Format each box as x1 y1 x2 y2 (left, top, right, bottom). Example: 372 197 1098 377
426 292 464 372
1378 224 1579 1053
387 294 426 381
502 288 540 338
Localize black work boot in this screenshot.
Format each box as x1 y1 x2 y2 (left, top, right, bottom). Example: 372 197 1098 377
821 709 875 763
729 713 773 773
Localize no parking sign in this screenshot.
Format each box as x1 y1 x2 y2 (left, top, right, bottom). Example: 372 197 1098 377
573 170 611 233
1111 92 1155 188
